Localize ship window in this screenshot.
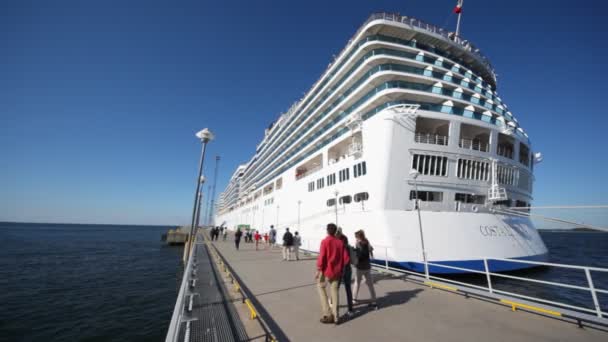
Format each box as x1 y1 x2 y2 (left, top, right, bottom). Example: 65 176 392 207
339 168 350 182
494 199 512 207
353 161 367 178
412 154 448 176
339 195 352 204
409 190 443 202
456 158 490 181
519 143 530 167
308 181 315 192
317 178 325 189
455 193 486 204
515 200 526 207
275 178 283 190
354 192 369 202
327 173 336 186
326 199 336 207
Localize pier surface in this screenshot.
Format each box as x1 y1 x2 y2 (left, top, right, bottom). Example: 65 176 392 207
210 238 606 342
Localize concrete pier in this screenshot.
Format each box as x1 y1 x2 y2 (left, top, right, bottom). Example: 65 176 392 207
209 237 607 342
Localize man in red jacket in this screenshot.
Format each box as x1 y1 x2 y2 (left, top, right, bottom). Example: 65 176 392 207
315 223 350 325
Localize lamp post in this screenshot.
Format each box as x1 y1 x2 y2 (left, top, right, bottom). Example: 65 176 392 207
194 175 206 236
334 190 339 225
297 200 302 230
186 128 214 262
409 169 429 279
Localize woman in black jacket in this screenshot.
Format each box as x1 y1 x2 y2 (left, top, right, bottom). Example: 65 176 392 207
352 230 378 309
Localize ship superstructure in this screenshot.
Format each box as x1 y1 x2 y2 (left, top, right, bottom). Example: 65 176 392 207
215 13 547 273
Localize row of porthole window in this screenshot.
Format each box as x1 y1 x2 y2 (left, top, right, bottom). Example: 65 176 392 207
253 33 501 176
326 192 370 207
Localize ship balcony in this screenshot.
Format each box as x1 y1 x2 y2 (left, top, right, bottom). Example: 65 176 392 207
497 133 515 159
497 145 514 159
459 123 490 152
459 138 489 152
414 117 449 146
415 133 448 146
295 154 323 181
519 143 530 167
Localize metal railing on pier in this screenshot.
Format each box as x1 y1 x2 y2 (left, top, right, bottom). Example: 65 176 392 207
300 238 608 324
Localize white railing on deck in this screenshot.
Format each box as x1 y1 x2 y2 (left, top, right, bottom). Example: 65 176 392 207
459 138 489 152
415 133 448 146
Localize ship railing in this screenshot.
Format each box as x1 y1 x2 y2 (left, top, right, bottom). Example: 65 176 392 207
365 13 495 77
301 238 607 323
414 133 448 146
459 138 489 152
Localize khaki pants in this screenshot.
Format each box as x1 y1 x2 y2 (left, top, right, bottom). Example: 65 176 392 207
282 246 292 260
317 275 340 320
293 246 300 260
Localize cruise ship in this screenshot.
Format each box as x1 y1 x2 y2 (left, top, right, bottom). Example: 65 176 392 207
215 12 548 273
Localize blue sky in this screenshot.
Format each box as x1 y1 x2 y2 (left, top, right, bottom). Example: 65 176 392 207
1 0 607 225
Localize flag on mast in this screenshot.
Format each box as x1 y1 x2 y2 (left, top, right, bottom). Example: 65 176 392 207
453 0 463 14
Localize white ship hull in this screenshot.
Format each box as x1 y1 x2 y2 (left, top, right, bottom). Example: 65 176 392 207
215 14 548 273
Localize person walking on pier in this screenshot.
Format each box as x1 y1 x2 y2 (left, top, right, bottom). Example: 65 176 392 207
293 231 301 261
316 223 350 325
282 228 294 261
269 225 277 248
222 228 227 241
336 228 354 317
254 230 261 251
234 228 243 250
263 232 269 247
352 229 378 309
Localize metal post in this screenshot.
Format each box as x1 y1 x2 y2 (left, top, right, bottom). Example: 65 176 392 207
194 186 204 237
276 205 280 228
186 128 214 262
484 258 493 293
385 247 389 270
187 141 208 261
334 191 339 225
585 268 602 318
413 179 429 279
208 156 220 225
455 0 463 40
203 185 211 225
297 200 301 230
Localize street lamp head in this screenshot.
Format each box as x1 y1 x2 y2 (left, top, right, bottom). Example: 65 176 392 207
195 128 215 142
409 169 420 180
200 175 206 183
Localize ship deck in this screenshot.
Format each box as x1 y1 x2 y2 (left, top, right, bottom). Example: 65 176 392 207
203 234 607 342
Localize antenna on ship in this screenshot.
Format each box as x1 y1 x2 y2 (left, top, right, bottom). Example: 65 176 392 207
454 0 464 40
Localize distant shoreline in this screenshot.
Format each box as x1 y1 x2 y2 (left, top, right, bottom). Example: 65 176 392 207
0 221 176 228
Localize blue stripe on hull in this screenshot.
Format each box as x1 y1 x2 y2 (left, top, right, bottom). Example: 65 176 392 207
373 253 549 274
